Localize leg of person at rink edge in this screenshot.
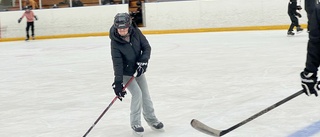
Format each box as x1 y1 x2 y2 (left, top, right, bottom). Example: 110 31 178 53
30 22 35 39
25 22 31 40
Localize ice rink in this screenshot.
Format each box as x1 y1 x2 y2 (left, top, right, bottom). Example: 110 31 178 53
2 30 320 137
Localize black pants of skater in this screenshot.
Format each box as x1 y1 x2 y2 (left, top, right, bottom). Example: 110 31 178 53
288 15 300 31
26 22 34 39
307 13 313 31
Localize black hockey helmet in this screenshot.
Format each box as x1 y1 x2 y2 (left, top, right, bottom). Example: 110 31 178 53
24 5 32 10
114 13 131 29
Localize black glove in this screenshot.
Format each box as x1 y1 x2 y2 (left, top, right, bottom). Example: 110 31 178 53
296 13 302 18
297 5 302 10
300 71 320 96
112 82 126 101
18 18 22 23
135 62 148 77
34 16 38 20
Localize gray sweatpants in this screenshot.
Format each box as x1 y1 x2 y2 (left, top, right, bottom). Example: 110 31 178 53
123 74 159 127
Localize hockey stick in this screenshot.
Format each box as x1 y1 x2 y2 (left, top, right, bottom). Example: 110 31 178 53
191 89 304 136
83 76 135 137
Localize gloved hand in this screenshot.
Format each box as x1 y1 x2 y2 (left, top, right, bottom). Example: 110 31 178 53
297 5 302 10
112 81 126 101
34 16 38 20
135 62 148 77
300 71 320 96
18 18 22 23
296 13 302 18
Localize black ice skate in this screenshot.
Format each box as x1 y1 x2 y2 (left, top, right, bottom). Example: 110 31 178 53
132 125 144 137
287 31 295 36
296 27 303 33
150 122 164 131
25 35 30 41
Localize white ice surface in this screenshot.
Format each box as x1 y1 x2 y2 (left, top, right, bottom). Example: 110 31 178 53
1 30 320 137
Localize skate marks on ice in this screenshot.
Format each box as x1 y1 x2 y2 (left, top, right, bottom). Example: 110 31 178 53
1 31 319 137
133 131 144 137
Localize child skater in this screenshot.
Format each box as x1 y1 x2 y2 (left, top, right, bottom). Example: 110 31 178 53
18 6 38 41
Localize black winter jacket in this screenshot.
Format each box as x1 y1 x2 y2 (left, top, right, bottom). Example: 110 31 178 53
305 3 320 73
288 0 300 16
109 24 151 83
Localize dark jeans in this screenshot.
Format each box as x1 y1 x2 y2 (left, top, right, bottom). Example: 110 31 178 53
26 22 34 39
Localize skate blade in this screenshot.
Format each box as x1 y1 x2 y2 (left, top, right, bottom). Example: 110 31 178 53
151 127 165 132
132 131 143 137
287 32 295 36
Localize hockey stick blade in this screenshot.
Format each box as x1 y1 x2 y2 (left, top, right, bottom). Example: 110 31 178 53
191 119 222 136
191 89 304 136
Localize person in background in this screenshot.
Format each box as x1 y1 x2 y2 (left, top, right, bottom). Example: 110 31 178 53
18 6 38 41
109 13 164 136
130 1 143 25
52 4 58 8
287 0 303 36
72 0 83 7
300 2 320 96
102 0 113 5
305 0 316 32
26 0 39 9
